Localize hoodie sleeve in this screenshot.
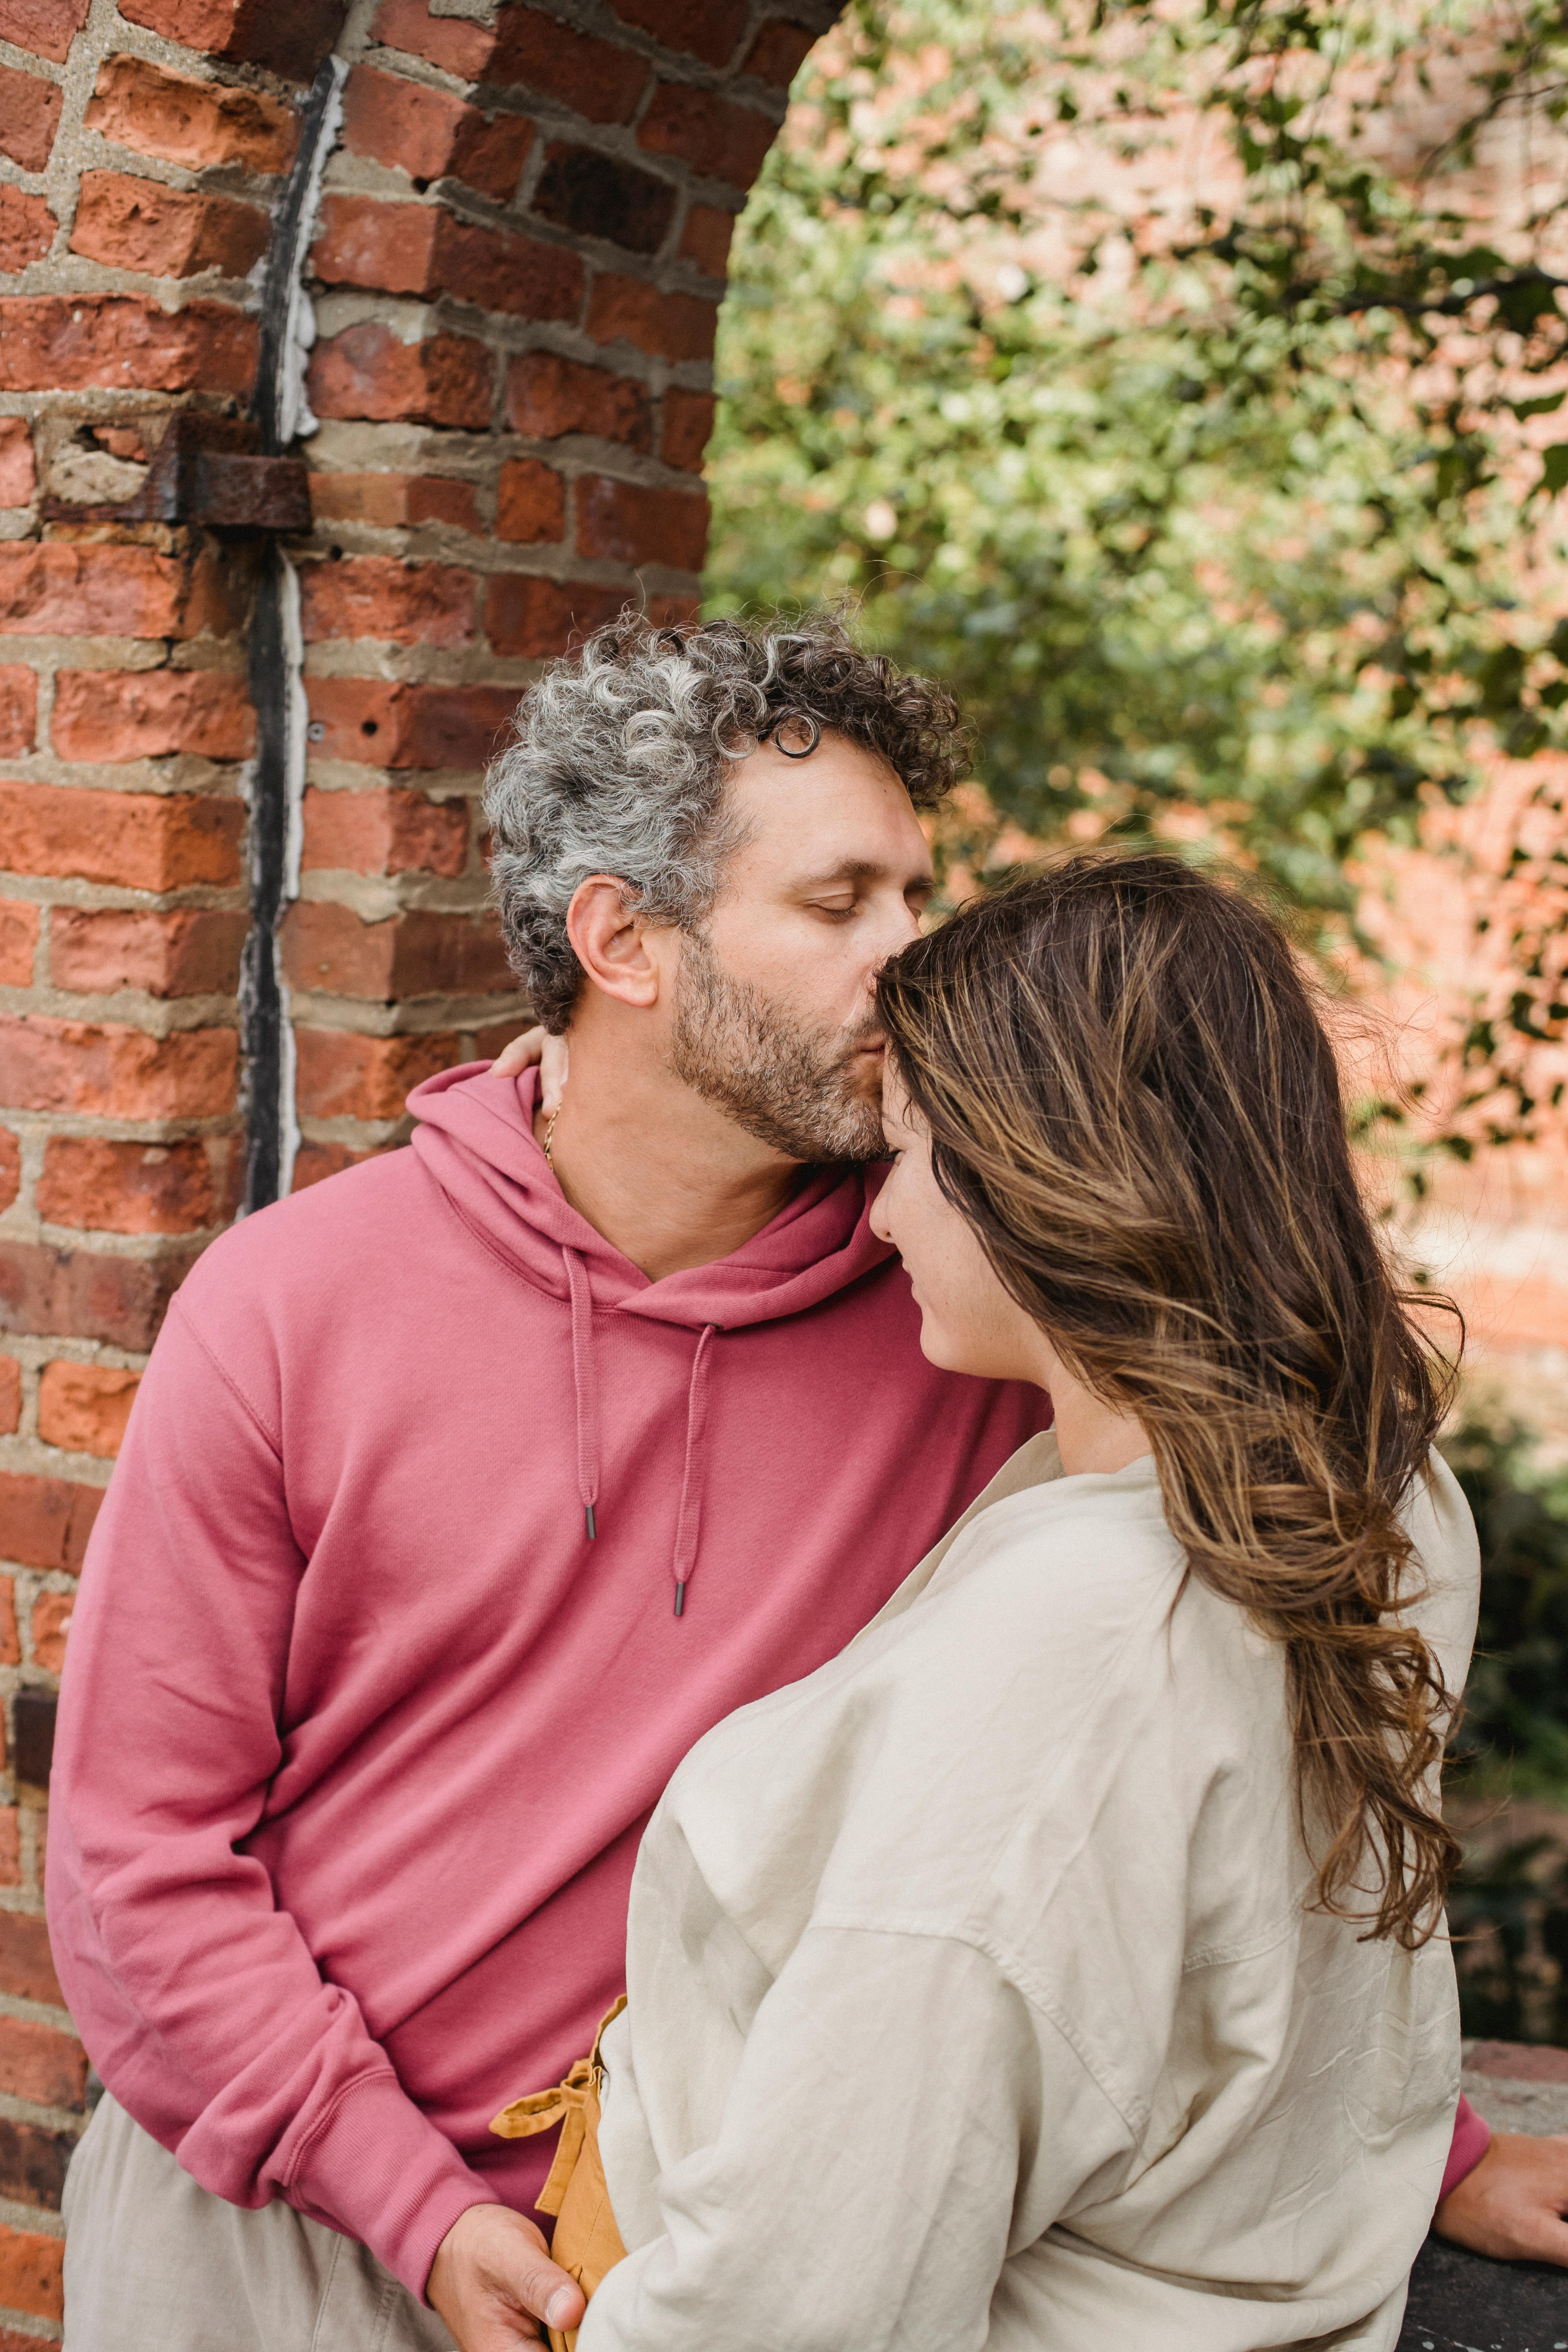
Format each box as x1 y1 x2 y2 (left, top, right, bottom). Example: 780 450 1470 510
45 1293 495 2298
580 1925 1131 2352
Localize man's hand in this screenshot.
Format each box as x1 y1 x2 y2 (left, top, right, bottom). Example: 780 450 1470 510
489 1028 568 1117
1434 2130 1568 2265
427 2203 586 2350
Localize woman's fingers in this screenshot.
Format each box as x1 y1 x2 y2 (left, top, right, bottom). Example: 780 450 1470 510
1433 2130 1568 2265
491 1027 546 1080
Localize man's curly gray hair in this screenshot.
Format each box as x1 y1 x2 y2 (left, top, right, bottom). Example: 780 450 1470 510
484 612 968 1031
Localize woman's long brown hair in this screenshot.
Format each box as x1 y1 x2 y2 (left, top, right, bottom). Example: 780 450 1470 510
876 851 1462 1948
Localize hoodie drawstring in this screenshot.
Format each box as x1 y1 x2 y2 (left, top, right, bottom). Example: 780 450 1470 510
671 1324 717 1618
560 1251 718 1611
561 1248 601 1541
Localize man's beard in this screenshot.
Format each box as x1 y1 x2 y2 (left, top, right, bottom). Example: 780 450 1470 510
669 927 886 1165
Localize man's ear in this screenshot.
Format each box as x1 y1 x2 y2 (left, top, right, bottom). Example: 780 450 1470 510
565 876 665 1011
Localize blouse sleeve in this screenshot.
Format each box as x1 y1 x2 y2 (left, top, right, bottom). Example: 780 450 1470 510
580 1923 1132 2352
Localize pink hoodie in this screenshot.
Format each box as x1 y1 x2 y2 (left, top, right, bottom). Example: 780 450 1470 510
46 1066 1049 2297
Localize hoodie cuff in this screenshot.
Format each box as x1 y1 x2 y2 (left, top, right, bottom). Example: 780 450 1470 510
1438 2094 1491 2203
285 2068 500 2300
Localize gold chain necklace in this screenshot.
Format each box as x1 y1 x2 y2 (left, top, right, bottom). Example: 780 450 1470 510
543 1107 561 1166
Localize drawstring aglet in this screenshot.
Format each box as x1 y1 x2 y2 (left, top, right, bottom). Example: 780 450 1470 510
584 1504 597 1541
673 1582 686 1617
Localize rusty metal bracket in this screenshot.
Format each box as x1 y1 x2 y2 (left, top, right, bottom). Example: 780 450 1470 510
40 413 311 533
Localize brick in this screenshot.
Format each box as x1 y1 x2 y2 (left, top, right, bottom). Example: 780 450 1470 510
86 55 298 174
0 0 87 62
487 6 650 124
0 1017 238 1117
304 679 511 774
0 2220 63 2318
485 573 626 659
302 781 470 872
0 2116 73 2212
298 555 475 649
52 669 254 765
30 1593 73 1677
0 425 34 511
369 0 493 79
611 0 743 64
0 296 256 396
639 83 776 189
0 1362 17 1437
0 64 61 171
342 66 532 201
0 1239 197 1351
0 666 35 752
49 907 247 997
742 17 818 85
307 472 480 532
291 1140 372 1190
0 901 38 985
294 1027 458 1120
117 0 347 82
0 2017 87 2109
0 185 54 274
0 1812 16 1889
0 543 224 638
0 1131 16 1215
71 171 270 280
505 352 651 449
311 197 583 321
282 901 510 999
585 273 717 362
576 474 708 570
531 145 677 258
37 1359 142 1452
679 201 735 278
308 323 492 431
40 1139 214 1237
0 1916 61 2011
497 457 564 545
0 1472 102 1573
661 386 716 472
0 782 244 890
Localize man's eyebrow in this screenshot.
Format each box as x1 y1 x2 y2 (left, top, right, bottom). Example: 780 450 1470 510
791 858 934 889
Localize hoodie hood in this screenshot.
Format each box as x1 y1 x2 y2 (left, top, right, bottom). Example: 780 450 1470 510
408 1062 893 1333
409 1063 898 1609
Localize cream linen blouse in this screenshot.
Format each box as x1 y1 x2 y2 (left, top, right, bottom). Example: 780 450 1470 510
583 1435 1480 2352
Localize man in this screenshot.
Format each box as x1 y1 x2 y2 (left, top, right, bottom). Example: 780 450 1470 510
46 615 1566 2352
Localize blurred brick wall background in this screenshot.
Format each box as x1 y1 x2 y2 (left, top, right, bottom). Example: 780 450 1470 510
0 0 835 2323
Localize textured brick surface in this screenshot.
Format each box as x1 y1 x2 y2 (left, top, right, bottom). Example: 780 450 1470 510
0 667 37 755
294 1027 458 1120
496 457 566 544
303 679 512 772
51 668 255 763
0 294 257 394
0 904 39 987
576 474 709 569
0 783 245 891
0 1472 102 1575
308 323 493 429
0 186 56 274
0 2223 63 2322
0 1016 238 1117
0 2016 86 2109
0 1240 196 1349
116 0 348 79
505 351 652 448
585 273 719 361
0 64 63 172
301 781 470 872
313 197 584 319
342 65 533 200
71 170 270 278
0 425 34 511
484 572 628 658
40 1139 217 1237
610 0 746 67
86 54 299 172
307 472 480 530
36 1358 142 1451
0 0 89 63
49 907 248 997
0 543 227 636
0 1362 18 1437
298 555 475 648
531 144 677 256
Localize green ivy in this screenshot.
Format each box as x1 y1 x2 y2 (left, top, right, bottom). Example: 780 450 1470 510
706 0 1568 918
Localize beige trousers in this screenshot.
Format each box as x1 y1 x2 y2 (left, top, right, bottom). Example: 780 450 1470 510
62 2093 456 2352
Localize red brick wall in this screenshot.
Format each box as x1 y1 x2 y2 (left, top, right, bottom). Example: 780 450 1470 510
0 0 831 2318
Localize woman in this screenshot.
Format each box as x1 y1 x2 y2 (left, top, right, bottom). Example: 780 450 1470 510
550 853 1479 2350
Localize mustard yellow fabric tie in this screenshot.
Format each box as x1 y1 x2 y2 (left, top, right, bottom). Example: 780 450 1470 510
490 1998 629 2352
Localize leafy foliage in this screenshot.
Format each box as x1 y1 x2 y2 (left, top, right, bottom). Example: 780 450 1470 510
706 0 1568 914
